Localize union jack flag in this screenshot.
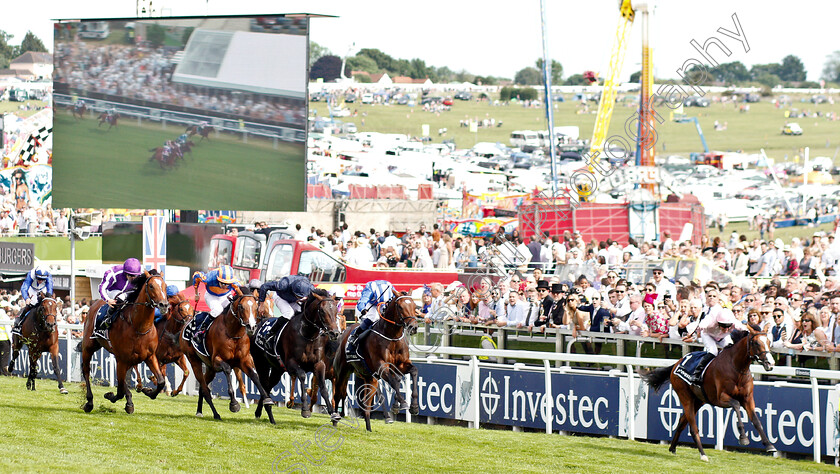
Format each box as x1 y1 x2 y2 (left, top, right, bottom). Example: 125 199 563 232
143 216 166 278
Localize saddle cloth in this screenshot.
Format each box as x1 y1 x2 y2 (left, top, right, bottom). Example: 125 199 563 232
182 311 214 358
11 305 37 337
91 305 112 341
254 317 287 359
674 351 716 387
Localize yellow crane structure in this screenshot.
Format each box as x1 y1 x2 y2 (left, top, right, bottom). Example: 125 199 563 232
581 0 654 200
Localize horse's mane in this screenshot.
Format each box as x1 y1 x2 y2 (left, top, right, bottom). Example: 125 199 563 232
307 288 331 303
126 269 159 301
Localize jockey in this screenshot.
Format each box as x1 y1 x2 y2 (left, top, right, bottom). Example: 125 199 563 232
699 307 746 355
99 258 144 328
176 133 189 145
154 285 181 324
257 275 314 320
192 265 238 318
74 99 84 108
13 266 53 332
348 280 395 350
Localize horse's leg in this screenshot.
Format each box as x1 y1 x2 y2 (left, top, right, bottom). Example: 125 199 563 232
7 335 19 374
407 363 419 416
234 367 250 409
333 362 351 425
201 365 222 420
380 363 408 414
744 396 777 453
287 375 297 408
133 366 144 392
26 347 38 391
141 353 166 399
220 361 240 413
81 338 100 413
314 361 339 421
360 378 376 432
728 399 749 446
188 358 207 417
261 369 282 425
245 362 274 408
50 343 68 394
253 357 271 418
171 355 190 397
668 413 689 454
287 361 311 418
684 401 708 462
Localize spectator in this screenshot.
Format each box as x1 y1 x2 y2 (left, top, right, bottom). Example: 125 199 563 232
499 290 527 328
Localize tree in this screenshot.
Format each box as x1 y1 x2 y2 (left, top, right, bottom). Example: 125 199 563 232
754 72 782 88
358 48 396 72
709 61 749 84
409 58 429 79
310 55 347 82
822 51 840 83
180 27 194 47
629 70 641 83
778 54 806 82
535 58 563 85
750 63 781 81
309 41 330 66
564 73 589 86
0 30 17 69
346 54 378 74
146 24 165 48
19 31 46 53
514 66 541 85
474 75 497 86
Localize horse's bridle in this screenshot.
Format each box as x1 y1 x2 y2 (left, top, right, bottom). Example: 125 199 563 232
299 295 337 341
377 295 417 328
748 331 772 363
36 297 58 334
122 276 169 332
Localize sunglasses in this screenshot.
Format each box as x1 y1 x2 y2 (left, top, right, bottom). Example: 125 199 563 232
538 288 548 292
733 309 743 312
616 290 626 293
653 271 663 275
761 311 771 315
745 298 755 302
773 314 784 318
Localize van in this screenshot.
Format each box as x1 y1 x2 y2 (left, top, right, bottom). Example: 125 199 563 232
78 21 110 40
510 130 540 151
361 93 374 104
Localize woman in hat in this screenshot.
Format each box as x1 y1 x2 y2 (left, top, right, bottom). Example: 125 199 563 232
784 309 827 352
642 293 669 340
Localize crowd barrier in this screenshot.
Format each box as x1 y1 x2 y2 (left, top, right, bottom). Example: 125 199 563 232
5 322 839 464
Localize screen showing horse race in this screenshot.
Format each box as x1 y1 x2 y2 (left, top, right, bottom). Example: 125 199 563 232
52 16 308 211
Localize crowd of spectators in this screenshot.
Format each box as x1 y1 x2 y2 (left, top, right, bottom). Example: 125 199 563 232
54 41 305 125
0 290 89 339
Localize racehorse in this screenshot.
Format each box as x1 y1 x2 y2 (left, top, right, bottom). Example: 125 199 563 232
71 103 87 120
7 295 67 394
132 293 195 396
252 289 341 424
640 325 777 461
98 112 119 130
180 288 274 420
186 124 213 141
332 293 420 431
80 270 170 414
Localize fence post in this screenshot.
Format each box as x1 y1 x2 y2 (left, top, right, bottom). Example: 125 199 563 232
471 356 480 429
65 329 72 382
544 360 552 434
625 364 635 441
554 330 562 368
715 407 724 451
812 376 822 463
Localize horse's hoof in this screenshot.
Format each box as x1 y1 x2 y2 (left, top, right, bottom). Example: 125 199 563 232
104 392 116 403
301 409 312 419
171 390 180 397
739 435 749 446
83 402 93 413
213 414 221 420
60 388 69 395
125 404 134 415
286 400 295 409
262 398 274 407
393 401 409 414
409 404 419 416
196 412 203 418
142 388 158 399
385 416 395 424
331 412 342 422
700 455 709 462
668 448 676 455
766 445 777 453
229 401 241 413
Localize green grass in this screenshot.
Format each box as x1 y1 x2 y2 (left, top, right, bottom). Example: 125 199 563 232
311 94 840 162
0 99 49 118
52 112 305 211
0 376 835 473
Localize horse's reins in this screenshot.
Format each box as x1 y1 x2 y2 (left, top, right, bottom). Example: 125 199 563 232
224 296 251 339
371 295 416 342
748 331 772 364
20 297 58 345
298 296 336 341
120 276 168 335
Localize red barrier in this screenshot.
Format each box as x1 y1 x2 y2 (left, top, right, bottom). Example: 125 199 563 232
377 185 390 199
417 184 433 200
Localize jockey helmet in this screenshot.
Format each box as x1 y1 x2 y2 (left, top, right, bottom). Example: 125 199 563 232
123 258 143 276
291 279 312 300
217 265 236 284
34 267 49 280
166 285 180 297
248 279 262 291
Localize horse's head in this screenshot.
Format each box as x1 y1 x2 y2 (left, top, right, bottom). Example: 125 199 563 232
230 286 259 335
748 324 775 371
38 295 59 334
138 270 170 315
383 293 418 335
303 289 341 341
168 294 195 325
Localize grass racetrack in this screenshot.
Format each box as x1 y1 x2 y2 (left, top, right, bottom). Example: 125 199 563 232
0 377 835 473
52 111 305 211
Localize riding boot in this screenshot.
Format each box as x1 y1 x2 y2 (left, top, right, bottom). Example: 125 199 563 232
13 305 30 332
348 318 374 352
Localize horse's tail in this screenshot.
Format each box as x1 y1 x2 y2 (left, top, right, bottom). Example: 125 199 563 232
639 364 675 393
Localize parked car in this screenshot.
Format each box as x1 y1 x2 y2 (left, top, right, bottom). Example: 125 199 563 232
442 97 454 106
454 91 472 100
684 95 710 107
782 123 803 135
511 152 533 169
343 123 358 134
811 95 828 104
420 96 444 105
344 93 356 103
361 93 374 104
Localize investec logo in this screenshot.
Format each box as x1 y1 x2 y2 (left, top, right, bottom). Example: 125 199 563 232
657 387 817 447
481 373 610 429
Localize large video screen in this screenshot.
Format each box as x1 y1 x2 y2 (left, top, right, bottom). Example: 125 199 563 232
52 16 308 211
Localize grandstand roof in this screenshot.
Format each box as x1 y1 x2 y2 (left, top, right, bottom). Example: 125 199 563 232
172 29 306 99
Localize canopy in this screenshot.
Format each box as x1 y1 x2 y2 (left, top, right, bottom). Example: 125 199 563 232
790 171 834 185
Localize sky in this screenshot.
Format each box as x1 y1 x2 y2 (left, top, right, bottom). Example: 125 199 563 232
4 0 839 82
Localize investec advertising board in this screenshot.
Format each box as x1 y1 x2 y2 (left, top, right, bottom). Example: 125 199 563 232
13 340 840 457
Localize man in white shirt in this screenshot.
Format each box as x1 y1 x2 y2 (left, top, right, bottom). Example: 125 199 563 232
499 290 528 328
617 294 646 335
651 267 676 302
731 243 749 278
662 231 674 254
